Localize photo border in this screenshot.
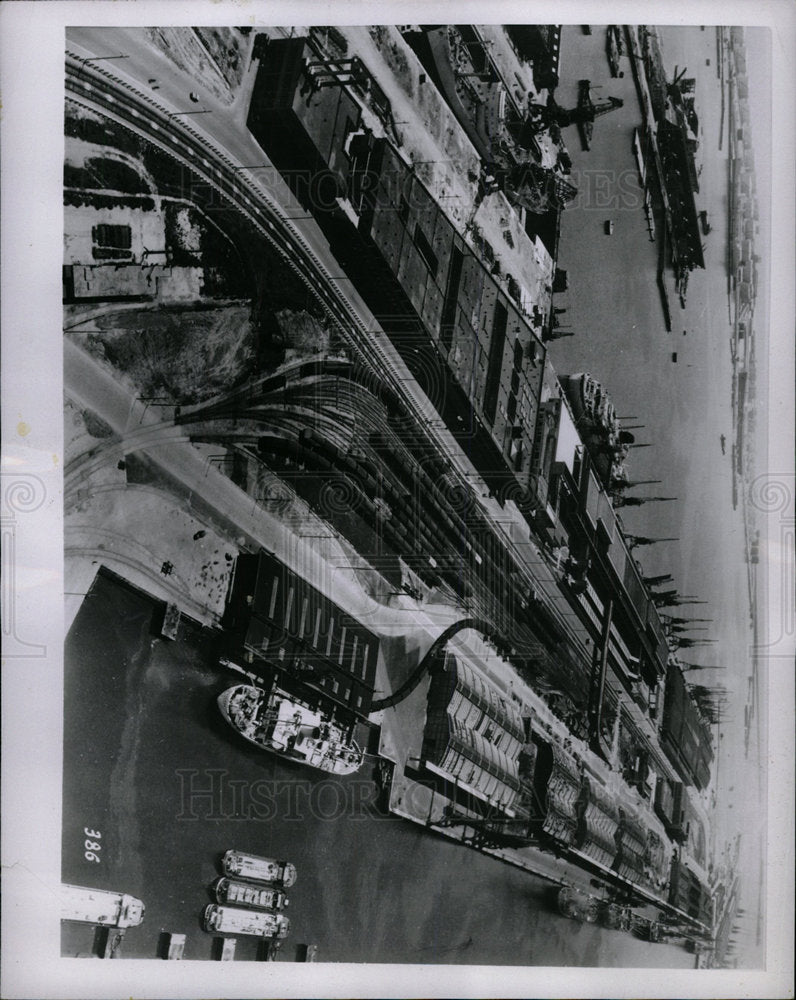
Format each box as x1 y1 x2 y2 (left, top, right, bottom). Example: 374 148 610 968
1 1 793 996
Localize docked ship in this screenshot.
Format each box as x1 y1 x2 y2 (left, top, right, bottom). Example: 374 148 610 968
203 904 290 939
217 683 364 776
61 884 145 928
558 372 633 488
222 849 297 887
212 876 288 912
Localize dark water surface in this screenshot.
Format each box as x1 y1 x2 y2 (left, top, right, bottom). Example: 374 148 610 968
62 571 692 967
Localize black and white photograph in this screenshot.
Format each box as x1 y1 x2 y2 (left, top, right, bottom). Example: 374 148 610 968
1 1 794 997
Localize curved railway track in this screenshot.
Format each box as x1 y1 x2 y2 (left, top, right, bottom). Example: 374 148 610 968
63 45 711 937
63 51 595 696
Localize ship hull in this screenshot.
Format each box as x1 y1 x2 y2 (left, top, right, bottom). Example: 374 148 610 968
217 684 363 776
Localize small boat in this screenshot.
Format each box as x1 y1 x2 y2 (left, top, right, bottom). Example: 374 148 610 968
218 683 364 776
606 26 622 78
222 849 297 887
213 876 289 911
61 884 145 928
203 903 290 938
557 886 600 923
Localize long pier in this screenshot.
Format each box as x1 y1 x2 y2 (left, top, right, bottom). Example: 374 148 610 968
625 26 677 331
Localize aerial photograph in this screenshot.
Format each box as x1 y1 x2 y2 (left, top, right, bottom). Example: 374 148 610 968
57 17 781 976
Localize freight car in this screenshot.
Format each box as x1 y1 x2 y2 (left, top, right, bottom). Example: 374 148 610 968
246 36 547 501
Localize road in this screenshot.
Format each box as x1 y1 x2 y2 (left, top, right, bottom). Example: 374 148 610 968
65 29 669 769
62 25 710 948
61 568 693 967
65 28 597 670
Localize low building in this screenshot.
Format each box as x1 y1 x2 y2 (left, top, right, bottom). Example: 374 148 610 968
659 665 714 790
63 138 202 303
421 651 525 813
224 551 380 720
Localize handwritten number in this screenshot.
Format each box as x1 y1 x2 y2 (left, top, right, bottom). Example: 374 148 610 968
83 828 102 863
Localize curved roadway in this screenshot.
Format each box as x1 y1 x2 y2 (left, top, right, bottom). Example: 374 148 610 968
64 39 595 671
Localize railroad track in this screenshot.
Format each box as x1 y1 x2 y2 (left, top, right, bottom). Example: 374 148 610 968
62 44 713 936
64 50 595 681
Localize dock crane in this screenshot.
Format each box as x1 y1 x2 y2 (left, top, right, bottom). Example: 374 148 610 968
625 535 679 549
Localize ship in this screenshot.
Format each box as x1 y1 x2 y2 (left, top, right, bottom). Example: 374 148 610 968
217 683 364 775
61 884 145 928
212 876 289 911
558 372 633 488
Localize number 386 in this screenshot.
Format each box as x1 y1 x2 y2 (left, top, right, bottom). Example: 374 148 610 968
84 827 102 863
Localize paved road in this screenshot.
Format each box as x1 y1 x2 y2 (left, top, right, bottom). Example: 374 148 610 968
61 569 692 967
65 27 597 670
61 25 707 952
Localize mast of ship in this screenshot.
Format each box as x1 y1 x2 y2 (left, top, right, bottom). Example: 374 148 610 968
651 590 707 607
661 615 714 625
625 535 679 549
613 495 677 508
610 478 663 494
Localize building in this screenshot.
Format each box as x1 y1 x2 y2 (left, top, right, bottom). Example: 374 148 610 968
63 135 202 303
224 551 380 720
421 650 525 813
246 35 549 499
659 664 714 790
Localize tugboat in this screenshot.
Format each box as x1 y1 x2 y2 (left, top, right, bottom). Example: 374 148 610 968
218 683 364 776
212 876 289 911
221 849 297 887
557 886 600 923
203 904 290 939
